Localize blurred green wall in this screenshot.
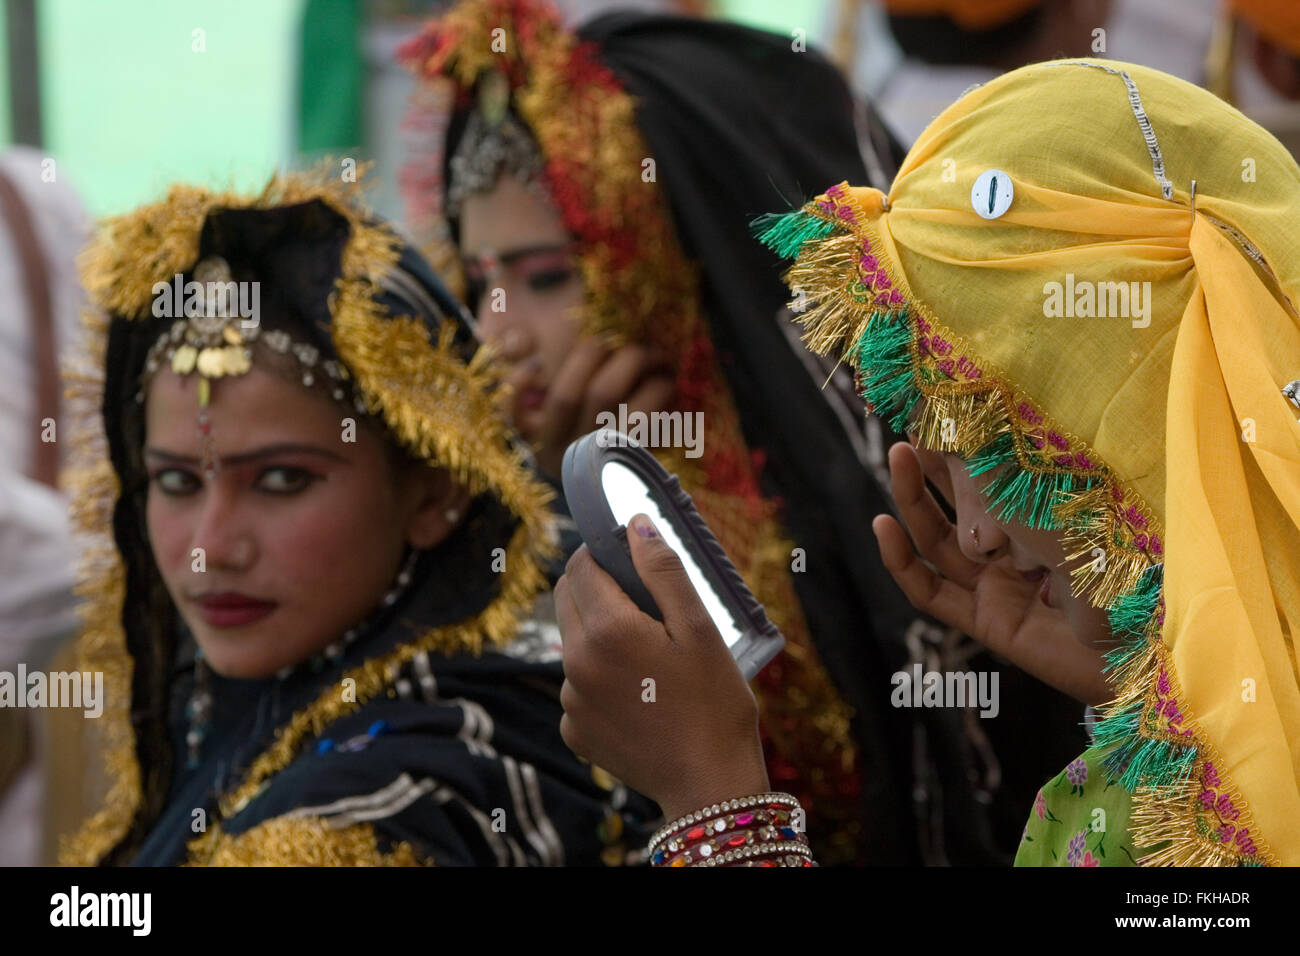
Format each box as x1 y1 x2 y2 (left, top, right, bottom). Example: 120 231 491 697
35 0 305 216
8 0 831 218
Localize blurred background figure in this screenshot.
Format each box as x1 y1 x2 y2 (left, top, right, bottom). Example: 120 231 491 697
1206 0 1300 155
868 0 1113 144
0 145 89 866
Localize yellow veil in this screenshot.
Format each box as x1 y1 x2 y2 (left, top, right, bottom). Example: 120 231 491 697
758 59 1300 865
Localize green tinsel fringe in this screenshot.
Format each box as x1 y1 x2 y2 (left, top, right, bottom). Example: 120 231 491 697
1092 566 1191 789
1107 565 1163 642
1096 709 1198 792
855 311 919 432
965 432 1016 477
964 433 1083 529
751 209 838 260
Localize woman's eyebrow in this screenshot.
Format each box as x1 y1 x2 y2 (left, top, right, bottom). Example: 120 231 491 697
498 243 573 264
143 443 349 467
464 243 573 272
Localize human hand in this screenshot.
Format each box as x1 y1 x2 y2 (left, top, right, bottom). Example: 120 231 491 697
872 441 1112 705
555 513 770 820
530 339 674 477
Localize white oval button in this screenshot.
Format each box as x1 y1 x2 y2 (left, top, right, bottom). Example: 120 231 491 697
971 169 1013 219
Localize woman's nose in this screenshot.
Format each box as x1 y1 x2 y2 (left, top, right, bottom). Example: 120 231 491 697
191 487 256 572
959 515 1010 563
478 308 535 362
950 476 1010 562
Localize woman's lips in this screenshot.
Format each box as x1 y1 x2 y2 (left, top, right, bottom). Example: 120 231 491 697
1039 572 1053 608
194 593 277 628
517 386 547 412
1019 568 1054 608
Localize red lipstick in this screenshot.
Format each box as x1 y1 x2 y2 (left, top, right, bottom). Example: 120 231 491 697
194 592 277 628
518 386 547 411
1018 567 1054 608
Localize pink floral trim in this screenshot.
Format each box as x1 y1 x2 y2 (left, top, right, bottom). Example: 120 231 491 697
1197 762 1259 856
1148 667 1195 740
914 313 983 380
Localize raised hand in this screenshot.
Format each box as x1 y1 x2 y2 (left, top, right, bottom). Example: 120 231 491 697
872 441 1112 705
530 339 674 477
555 513 769 820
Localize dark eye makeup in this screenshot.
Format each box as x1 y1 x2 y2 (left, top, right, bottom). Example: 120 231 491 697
525 266 575 293
148 465 321 497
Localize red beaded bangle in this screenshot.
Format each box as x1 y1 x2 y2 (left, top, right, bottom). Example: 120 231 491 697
649 794 814 868
649 793 801 850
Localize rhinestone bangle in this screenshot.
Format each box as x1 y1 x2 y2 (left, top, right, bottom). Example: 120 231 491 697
702 842 811 868
651 808 804 864
655 823 812 868
649 793 800 850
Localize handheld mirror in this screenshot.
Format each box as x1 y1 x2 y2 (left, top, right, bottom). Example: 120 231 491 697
561 429 785 680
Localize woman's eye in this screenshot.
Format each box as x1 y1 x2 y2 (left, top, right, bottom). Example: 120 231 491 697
257 466 316 494
151 468 199 496
525 268 574 293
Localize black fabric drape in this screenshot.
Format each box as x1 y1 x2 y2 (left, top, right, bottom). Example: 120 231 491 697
574 14 931 864
100 199 655 866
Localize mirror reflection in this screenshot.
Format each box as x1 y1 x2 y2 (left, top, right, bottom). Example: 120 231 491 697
600 460 744 648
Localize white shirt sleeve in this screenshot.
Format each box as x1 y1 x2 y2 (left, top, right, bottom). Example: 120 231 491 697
0 467 79 670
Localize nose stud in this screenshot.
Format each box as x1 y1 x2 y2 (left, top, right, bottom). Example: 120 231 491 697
970 525 980 548
230 539 253 569
501 328 527 354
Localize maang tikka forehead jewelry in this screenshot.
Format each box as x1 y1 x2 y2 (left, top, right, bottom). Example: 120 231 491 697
446 69 548 217
137 255 367 476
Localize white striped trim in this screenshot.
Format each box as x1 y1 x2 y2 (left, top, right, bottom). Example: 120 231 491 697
286 772 530 865
285 773 424 820
430 785 525 867
502 755 558 866
1051 61 1173 200
520 760 565 866
410 651 499 759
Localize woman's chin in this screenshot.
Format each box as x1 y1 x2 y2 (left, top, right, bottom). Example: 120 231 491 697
191 627 316 681
198 647 288 681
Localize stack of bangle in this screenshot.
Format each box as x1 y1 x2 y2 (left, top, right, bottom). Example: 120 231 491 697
648 793 815 867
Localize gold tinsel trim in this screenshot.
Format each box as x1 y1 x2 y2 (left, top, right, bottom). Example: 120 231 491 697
330 286 556 556
59 168 556 865
58 302 140 868
1123 630 1277 866
186 817 429 866
404 0 701 355
778 186 1277 866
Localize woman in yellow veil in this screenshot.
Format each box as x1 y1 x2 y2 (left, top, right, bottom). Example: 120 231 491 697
554 58 1300 866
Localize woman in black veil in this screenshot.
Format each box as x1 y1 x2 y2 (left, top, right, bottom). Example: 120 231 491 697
60 170 656 866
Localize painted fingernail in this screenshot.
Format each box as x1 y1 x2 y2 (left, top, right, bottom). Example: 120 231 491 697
633 515 658 538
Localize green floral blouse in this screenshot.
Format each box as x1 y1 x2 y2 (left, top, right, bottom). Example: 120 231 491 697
1014 745 1143 866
